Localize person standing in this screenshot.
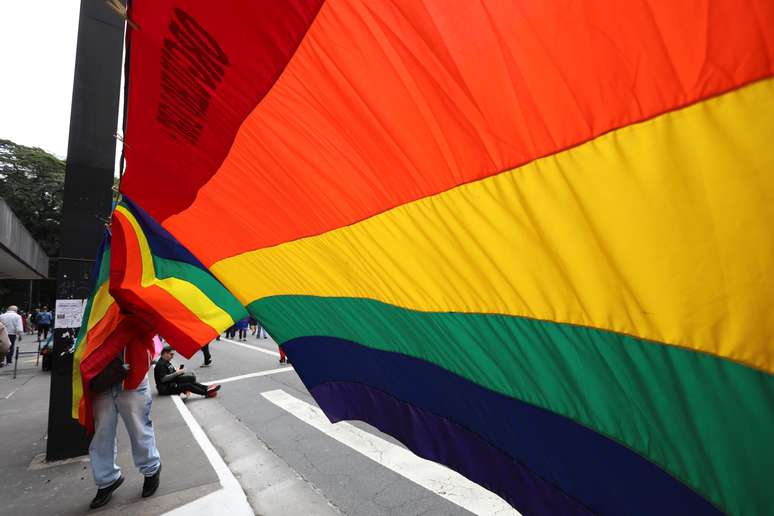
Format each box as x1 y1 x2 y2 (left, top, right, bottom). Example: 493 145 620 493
88 349 163 508
248 316 257 336
36 306 53 342
20 311 28 335
25 311 35 335
278 346 288 364
200 342 212 367
0 320 12 359
236 317 249 342
0 305 23 366
28 308 37 335
257 321 268 340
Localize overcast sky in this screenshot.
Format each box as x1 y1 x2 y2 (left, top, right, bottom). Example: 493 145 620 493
0 1 81 158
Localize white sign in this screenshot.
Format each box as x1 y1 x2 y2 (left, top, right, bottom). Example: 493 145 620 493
55 299 87 329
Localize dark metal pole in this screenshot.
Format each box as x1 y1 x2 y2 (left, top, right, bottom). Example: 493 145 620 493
46 0 125 461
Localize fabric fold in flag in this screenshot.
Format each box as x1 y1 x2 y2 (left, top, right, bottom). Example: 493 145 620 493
109 197 247 358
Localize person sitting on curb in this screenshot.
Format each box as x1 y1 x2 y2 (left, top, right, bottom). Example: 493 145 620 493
153 345 220 397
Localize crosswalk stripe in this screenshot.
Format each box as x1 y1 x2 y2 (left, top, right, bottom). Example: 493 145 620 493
203 367 294 385
220 337 280 357
261 389 518 516
165 395 254 515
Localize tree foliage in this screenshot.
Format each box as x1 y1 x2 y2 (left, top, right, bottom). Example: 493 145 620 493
0 139 65 256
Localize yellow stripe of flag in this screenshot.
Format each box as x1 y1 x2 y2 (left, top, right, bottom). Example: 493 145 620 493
212 78 774 373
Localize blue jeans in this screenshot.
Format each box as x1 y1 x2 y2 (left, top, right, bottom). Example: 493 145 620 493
89 378 161 488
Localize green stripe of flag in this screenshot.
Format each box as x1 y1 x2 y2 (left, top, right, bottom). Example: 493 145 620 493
152 255 246 322
249 295 774 516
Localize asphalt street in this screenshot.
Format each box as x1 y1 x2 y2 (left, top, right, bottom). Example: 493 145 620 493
171 333 508 516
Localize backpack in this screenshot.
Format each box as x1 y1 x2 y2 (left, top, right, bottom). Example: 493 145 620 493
0 322 10 354
90 357 128 393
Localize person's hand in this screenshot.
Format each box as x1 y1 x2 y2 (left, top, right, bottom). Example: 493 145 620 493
176 369 185 376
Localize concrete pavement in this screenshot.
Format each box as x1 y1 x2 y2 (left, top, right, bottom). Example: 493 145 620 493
0 338 221 516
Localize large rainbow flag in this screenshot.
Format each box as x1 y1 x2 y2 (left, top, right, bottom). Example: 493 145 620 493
105 1 773 514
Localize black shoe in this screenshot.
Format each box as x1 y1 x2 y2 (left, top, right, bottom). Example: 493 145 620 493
90 475 124 509
202 360 212 367
142 464 161 498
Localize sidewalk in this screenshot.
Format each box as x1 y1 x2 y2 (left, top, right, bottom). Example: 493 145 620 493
0 337 341 516
0 338 220 516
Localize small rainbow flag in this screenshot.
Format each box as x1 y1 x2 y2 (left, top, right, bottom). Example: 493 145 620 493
71 235 155 431
109 198 247 357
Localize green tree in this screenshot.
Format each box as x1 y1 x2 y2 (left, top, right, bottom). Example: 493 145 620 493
0 139 65 256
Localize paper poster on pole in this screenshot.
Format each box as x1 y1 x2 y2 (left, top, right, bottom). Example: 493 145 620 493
54 299 87 329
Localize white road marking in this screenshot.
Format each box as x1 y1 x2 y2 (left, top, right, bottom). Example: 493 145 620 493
220 338 280 357
164 395 254 516
4 389 18 400
261 389 519 516
203 367 294 386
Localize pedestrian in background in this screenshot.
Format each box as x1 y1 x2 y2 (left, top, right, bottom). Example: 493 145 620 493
200 342 212 367
0 320 12 359
0 305 23 367
19 310 26 335
30 308 39 335
236 317 249 342
257 321 268 340
36 306 53 342
278 346 288 364
26 311 35 335
248 315 257 336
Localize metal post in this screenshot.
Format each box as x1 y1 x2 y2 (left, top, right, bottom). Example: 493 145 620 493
45 0 125 461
